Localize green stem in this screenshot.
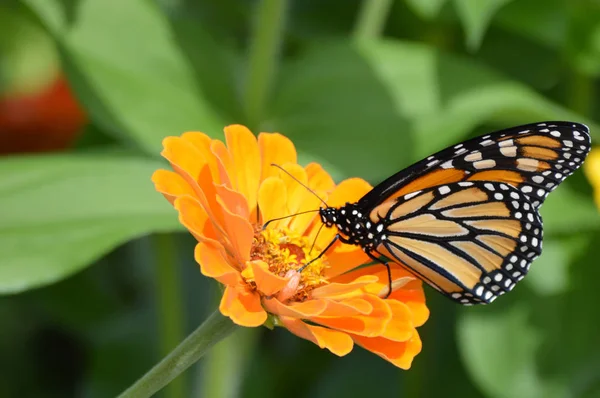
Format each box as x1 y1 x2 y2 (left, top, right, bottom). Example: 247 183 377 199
243 0 288 129
118 311 238 398
354 0 395 41
153 233 185 398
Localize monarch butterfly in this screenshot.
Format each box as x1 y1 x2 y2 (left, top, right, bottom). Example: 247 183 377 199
309 121 591 305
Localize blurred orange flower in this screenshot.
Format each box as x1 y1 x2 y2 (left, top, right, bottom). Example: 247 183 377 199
152 125 429 369
584 148 600 208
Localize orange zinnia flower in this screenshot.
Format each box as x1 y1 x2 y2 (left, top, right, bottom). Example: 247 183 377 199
152 125 429 369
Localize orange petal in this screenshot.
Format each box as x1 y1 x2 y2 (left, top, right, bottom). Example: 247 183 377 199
258 132 297 181
332 263 418 297
323 244 371 278
311 275 379 299
162 137 225 233
381 300 414 342
262 297 327 318
224 125 261 211
215 195 254 264
305 163 335 193
194 241 242 286
389 280 429 327
250 260 289 296
352 330 422 369
272 163 320 232
174 196 220 242
318 297 373 317
152 169 196 204
210 139 233 189
279 316 353 356
215 184 250 220
258 177 288 228
181 132 221 183
311 295 392 337
219 285 267 327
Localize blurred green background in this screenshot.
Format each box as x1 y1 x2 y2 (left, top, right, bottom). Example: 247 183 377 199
1 0 600 397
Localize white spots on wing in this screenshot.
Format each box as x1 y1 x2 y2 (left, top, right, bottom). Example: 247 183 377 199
441 160 454 169
500 146 517 157
532 237 539 247
480 139 494 146
458 182 474 187
537 189 546 197
512 201 519 209
510 192 520 199
455 148 468 155
521 185 533 193
517 158 540 172
377 224 384 232
473 159 497 169
465 152 482 162
550 130 561 137
499 139 514 147
438 185 451 195
563 140 573 148
494 193 504 200
427 159 440 167
500 184 509 190
532 175 544 184
484 183 495 191
564 152 572 159
515 212 522 219
404 190 422 200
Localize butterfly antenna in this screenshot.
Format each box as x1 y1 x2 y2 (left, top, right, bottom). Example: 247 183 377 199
270 163 329 207
309 223 325 254
262 209 320 230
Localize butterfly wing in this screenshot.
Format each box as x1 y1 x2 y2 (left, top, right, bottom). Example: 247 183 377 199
371 181 543 304
358 121 591 210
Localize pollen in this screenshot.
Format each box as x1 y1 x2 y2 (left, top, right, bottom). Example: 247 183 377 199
249 225 329 300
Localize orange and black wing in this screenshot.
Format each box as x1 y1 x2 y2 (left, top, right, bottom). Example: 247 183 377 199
372 181 543 304
358 121 591 210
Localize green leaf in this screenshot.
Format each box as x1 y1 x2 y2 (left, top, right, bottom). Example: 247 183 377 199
453 0 515 50
458 305 567 398
24 0 227 152
271 39 599 183
0 154 182 294
541 188 600 234
404 0 448 20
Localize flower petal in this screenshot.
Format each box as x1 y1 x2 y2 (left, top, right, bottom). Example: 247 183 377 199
381 300 414 342
181 131 221 183
323 244 371 278
352 331 422 369
152 169 196 204
311 295 392 337
305 163 335 193
258 132 297 181
174 196 220 242
224 125 261 211
215 184 250 220
318 297 373 317
220 285 267 327
279 316 353 356
215 195 254 264
389 280 429 327
311 275 379 299
331 263 418 297
262 297 327 318
258 177 287 228
194 241 242 286
250 260 289 296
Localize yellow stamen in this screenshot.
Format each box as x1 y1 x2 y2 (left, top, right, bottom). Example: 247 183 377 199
249 226 329 300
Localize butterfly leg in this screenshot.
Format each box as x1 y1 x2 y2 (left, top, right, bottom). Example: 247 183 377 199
365 250 393 299
297 234 339 272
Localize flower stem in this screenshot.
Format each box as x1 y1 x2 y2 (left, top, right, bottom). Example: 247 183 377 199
118 310 238 398
154 233 185 398
243 0 288 129
354 0 394 41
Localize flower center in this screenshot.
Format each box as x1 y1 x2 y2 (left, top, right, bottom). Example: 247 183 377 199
250 226 328 300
